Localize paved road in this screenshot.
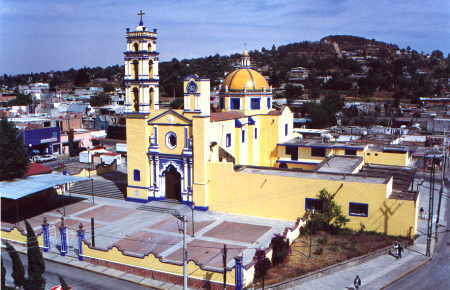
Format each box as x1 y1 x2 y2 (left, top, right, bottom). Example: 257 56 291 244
2 250 152 290
385 181 450 290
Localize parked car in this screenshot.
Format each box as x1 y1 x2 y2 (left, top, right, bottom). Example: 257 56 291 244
34 154 57 163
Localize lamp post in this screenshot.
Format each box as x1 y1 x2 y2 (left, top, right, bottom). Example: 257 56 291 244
191 202 195 237
173 214 188 289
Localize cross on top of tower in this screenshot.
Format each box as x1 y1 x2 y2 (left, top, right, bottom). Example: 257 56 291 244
138 10 145 26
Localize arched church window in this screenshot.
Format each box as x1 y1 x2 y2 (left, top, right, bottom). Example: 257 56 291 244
133 42 139 52
149 60 153 77
132 61 139 79
133 88 139 112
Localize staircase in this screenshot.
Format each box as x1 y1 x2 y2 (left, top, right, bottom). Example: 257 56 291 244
68 178 125 200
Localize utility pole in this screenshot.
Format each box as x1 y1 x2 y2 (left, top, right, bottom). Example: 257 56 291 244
222 244 227 289
175 215 188 290
426 155 436 257
90 152 95 205
435 132 447 240
91 217 96 247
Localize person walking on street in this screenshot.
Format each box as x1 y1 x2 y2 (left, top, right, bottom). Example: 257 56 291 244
354 275 362 290
393 241 400 259
419 207 424 219
398 243 404 258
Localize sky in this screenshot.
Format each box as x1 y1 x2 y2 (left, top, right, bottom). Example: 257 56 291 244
1 0 449 75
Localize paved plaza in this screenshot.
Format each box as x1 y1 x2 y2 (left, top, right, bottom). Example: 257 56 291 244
1 193 294 271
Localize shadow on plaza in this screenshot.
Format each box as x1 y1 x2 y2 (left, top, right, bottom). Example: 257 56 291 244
1 188 85 224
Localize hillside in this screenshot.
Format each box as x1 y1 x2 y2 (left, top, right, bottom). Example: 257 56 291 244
2 35 449 102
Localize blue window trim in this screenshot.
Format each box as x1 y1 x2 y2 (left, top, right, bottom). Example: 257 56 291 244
250 98 261 110
231 98 240 110
133 169 141 181
349 202 369 217
267 97 271 109
254 128 258 139
220 97 225 109
226 133 231 147
285 124 288 136
241 130 246 143
305 198 321 211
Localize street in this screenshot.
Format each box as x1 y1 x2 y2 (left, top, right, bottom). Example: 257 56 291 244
385 179 450 290
2 250 153 290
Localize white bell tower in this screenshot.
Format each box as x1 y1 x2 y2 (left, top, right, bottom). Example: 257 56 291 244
124 10 159 113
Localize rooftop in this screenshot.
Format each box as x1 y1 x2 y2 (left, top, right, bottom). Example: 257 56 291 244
316 156 363 174
239 165 387 184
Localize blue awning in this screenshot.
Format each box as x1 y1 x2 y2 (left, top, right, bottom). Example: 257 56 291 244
0 173 90 200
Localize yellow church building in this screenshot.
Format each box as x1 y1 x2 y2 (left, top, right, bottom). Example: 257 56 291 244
124 17 418 237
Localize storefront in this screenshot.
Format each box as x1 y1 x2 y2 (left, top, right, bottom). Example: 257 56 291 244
21 127 61 156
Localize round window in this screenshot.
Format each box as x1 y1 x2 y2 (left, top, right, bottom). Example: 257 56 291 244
166 132 177 149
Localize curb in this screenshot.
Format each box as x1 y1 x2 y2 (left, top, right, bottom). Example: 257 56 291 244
379 257 432 289
1 243 165 290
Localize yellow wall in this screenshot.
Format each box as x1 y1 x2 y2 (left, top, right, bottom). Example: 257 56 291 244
365 151 410 166
126 115 151 200
206 162 416 237
83 244 236 286
192 117 209 207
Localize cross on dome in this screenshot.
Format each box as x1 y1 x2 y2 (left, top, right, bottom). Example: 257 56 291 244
138 10 145 26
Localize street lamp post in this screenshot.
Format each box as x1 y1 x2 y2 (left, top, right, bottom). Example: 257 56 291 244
174 214 188 289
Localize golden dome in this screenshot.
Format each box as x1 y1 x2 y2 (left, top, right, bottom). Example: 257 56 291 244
223 68 269 91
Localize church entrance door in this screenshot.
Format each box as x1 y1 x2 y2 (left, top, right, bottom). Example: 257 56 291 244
164 165 181 201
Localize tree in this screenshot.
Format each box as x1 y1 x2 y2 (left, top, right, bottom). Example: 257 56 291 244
4 221 46 290
5 242 26 288
0 118 29 181
307 189 349 233
169 97 184 109
74 68 90 86
102 83 115 93
25 220 46 289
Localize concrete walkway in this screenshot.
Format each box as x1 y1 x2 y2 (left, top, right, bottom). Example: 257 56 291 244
270 177 448 290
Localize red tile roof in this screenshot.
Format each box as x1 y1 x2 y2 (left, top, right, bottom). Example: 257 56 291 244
210 111 245 122
25 163 53 177
268 109 282 115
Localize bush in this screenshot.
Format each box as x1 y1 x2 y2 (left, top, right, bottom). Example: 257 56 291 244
313 247 323 255
270 235 290 265
328 246 338 252
317 237 328 245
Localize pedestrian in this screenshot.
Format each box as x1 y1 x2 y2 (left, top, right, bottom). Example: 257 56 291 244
419 207 424 219
393 241 399 259
354 275 362 290
398 243 404 258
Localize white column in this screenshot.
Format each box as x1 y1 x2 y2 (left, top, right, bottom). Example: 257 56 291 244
154 155 160 198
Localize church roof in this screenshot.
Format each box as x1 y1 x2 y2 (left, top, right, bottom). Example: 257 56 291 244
223 68 269 92
211 111 245 122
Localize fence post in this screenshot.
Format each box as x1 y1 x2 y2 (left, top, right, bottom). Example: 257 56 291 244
59 217 68 256
42 217 50 252
234 256 243 290
77 223 85 261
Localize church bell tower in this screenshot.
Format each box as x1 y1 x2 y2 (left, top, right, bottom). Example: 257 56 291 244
124 10 159 113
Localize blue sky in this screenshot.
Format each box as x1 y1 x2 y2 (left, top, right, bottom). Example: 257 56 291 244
1 0 449 75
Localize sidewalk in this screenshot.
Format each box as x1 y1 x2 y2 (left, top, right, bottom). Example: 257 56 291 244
270 177 447 290
1 241 182 290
